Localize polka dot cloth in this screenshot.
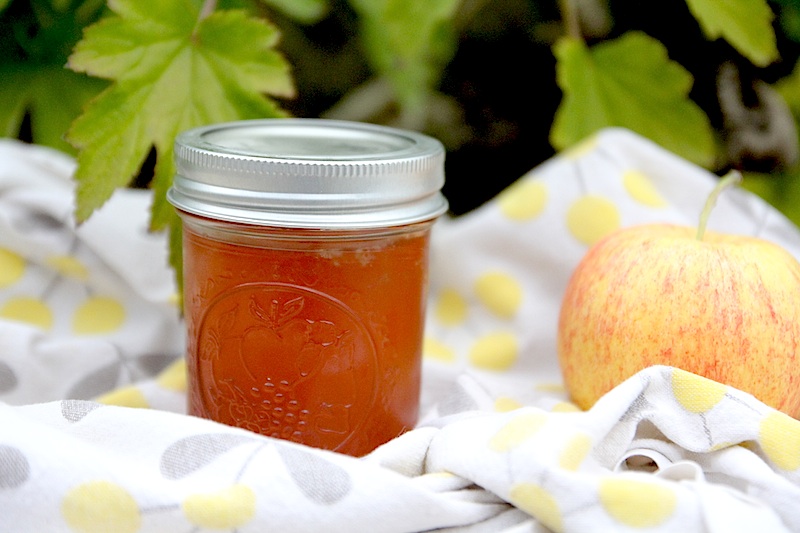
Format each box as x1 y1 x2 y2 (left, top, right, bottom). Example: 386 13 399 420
3 130 800 532
0 140 184 407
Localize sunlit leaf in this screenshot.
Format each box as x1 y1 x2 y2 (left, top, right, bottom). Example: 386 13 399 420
66 0 294 226
550 32 715 167
685 0 779 67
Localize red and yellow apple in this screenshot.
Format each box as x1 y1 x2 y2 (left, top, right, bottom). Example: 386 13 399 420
557 174 800 418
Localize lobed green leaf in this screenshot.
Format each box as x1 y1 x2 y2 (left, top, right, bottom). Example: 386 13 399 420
685 0 779 67
66 0 293 224
550 32 715 167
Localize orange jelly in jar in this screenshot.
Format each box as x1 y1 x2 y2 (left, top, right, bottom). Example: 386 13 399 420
168 119 447 456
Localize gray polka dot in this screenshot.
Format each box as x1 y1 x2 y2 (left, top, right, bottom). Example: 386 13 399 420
160 433 259 479
12 211 63 232
437 381 479 416
278 444 352 505
0 362 18 394
60 399 101 422
65 361 121 400
136 353 178 377
0 445 30 489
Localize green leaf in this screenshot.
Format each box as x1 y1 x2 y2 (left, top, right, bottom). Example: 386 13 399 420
66 0 294 225
685 0 778 67
779 6 800 43
348 0 459 122
550 32 715 167
260 0 329 24
764 61 800 229
741 170 800 230
0 65 106 153
775 58 800 119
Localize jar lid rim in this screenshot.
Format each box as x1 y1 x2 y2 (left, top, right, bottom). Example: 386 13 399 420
169 118 448 228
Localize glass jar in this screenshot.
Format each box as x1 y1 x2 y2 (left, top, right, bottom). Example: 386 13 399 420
168 119 447 456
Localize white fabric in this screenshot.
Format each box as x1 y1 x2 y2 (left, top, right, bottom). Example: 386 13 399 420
1 130 800 532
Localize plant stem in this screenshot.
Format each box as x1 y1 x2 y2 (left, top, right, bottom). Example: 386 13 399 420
198 0 217 22
559 0 583 40
696 170 743 241
192 0 217 40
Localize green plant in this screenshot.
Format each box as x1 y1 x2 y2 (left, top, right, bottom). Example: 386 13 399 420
3 0 800 285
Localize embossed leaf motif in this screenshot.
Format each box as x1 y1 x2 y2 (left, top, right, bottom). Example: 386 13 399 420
249 294 304 327
160 433 260 479
277 444 352 505
216 303 239 335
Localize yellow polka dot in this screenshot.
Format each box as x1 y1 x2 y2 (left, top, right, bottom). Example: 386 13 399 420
498 180 548 221
710 441 736 452
671 368 728 413
489 411 548 452
62 480 141 533
599 478 677 527
759 411 800 471
566 195 621 246
96 386 150 408
183 484 256 529
423 337 456 362
474 272 523 319
434 288 468 326
559 433 592 470
623 170 667 207
72 297 126 335
155 359 187 392
469 331 518 371
494 396 524 412
0 297 54 330
551 401 581 413
0 248 25 287
739 440 759 452
510 483 563 533
424 471 456 478
535 382 567 394
46 255 89 281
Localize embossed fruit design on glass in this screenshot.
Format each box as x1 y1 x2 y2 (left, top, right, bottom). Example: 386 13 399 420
168 119 447 456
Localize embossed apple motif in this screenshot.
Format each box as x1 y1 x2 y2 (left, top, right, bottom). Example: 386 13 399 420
198 284 377 450
240 295 325 384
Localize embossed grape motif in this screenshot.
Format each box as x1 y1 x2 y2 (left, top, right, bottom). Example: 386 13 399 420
194 283 378 451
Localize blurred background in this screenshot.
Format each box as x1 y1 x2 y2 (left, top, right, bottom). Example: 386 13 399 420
2 0 800 219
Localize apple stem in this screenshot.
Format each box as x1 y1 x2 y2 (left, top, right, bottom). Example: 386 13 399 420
696 170 743 241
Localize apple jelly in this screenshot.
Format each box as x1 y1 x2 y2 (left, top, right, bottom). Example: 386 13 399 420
168 119 447 456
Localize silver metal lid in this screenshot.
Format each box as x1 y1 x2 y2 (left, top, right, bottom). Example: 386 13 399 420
168 119 448 228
